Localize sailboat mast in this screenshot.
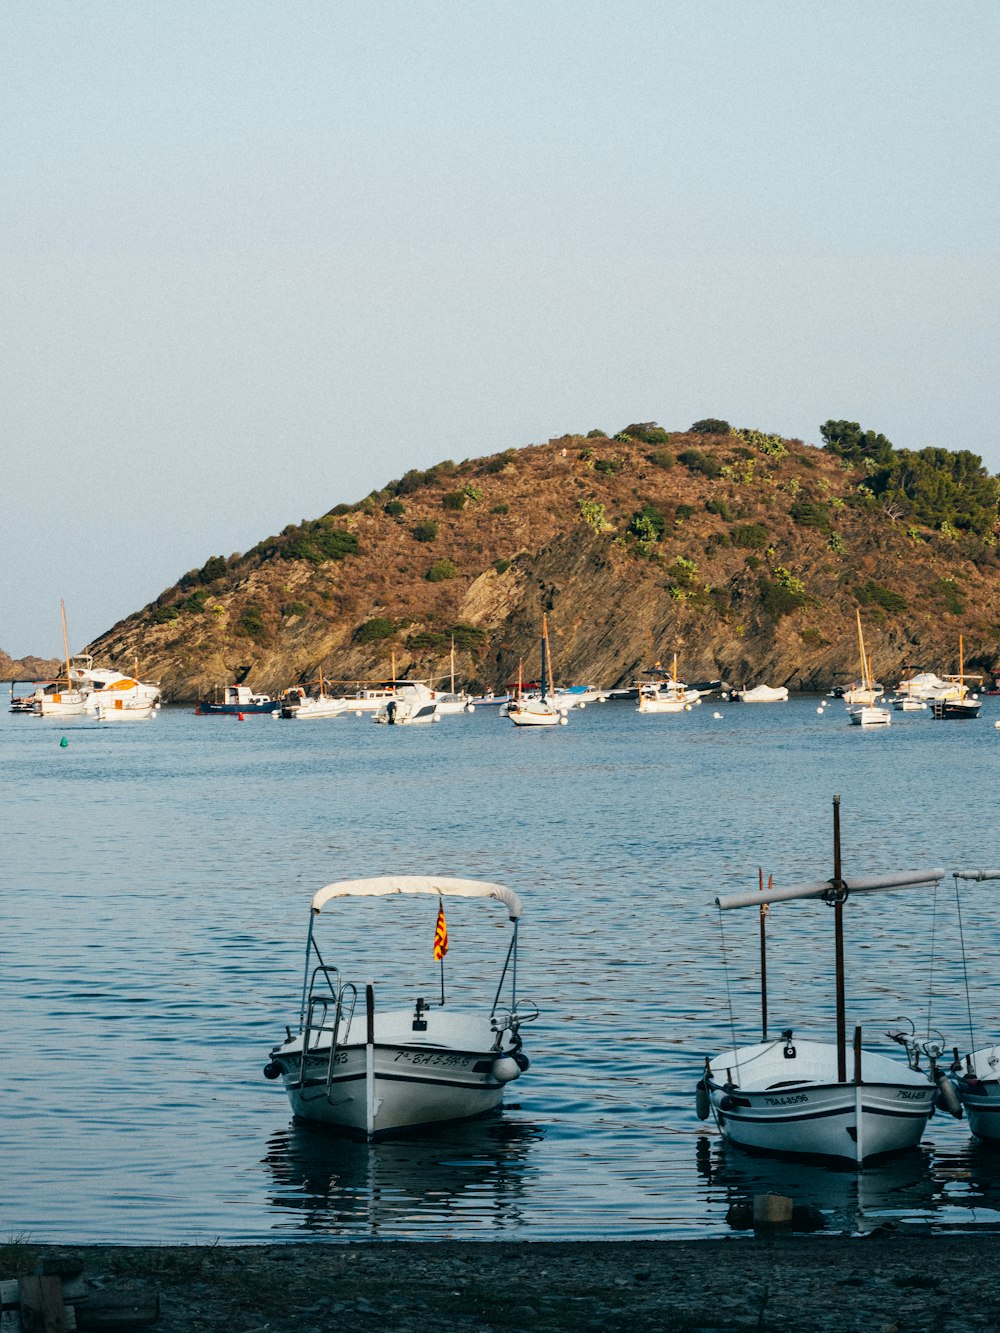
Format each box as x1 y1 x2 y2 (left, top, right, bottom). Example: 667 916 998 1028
832 794 847 1082
540 616 550 702
60 599 72 686
450 636 456 694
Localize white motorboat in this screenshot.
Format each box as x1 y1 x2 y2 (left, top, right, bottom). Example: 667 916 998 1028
69 655 161 715
890 695 927 712
373 680 440 725
507 620 567 727
263 875 536 1138
280 672 349 719
698 797 954 1164
896 671 964 702
841 682 885 705
735 684 788 704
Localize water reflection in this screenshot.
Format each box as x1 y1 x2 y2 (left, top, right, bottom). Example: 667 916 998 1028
262 1116 544 1236
697 1134 1000 1234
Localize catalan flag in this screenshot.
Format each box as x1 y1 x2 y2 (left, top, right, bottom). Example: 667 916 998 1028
433 899 449 961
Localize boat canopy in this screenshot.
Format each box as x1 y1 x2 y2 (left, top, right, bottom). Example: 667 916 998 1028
312 875 522 920
717 867 945 911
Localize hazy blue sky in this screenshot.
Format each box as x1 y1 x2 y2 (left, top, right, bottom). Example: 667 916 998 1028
4 2 998 656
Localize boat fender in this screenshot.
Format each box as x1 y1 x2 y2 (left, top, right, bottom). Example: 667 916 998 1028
262 1061 283 1080
513 1050 530 1072
491 1055 521 1083
934 1071 963 1119
695 1077 711 1121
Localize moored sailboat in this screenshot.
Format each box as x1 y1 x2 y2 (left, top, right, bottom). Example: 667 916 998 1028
698 797 954 1165
507 617 567 727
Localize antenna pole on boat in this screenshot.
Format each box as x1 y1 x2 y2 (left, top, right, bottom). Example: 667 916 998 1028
541 616 549 703
832 794 848 1083
759 868 768 1040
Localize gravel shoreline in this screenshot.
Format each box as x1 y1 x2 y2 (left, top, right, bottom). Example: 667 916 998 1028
6 1235 1000 1332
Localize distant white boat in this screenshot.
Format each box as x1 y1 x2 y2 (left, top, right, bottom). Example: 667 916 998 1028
32 602 86 717
507 620 567 727
373 680 440 725
636 654 700 713
846 612 891 726
280 672 349 719
736 684 788 704
95 698 157 722
69 657 161 717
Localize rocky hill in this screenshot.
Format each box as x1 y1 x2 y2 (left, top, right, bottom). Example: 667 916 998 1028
85 425 1000 701
0 649 62 682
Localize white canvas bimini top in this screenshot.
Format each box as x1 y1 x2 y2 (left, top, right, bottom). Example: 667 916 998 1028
311 875 522 920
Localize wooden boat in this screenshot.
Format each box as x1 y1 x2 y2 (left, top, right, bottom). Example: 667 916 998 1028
31 603 85 717
847 613 891 726
263 875 536 1138
698 797 955 1164
636 655 700 713
930 637 982 719
507 618 566 726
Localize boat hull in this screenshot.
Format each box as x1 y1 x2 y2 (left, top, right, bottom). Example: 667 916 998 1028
196 701 280 715
705 1039 934 1164
958 1045 1000 1140
847 705 891 726
96 702 156 721
931 699 981 719
268 1005 522 1139
275 1041 508 1136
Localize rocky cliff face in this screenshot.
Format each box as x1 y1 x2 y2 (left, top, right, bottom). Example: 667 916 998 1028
85 431 1000 700
0 649 62 682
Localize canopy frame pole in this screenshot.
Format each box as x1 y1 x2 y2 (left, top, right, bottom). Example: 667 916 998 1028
759 868 768 1041
299 911 318 1032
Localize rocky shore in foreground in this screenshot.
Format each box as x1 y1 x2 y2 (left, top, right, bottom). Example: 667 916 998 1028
5 1235 1000 1332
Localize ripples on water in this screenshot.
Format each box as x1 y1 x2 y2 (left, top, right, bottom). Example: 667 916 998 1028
4 697 1000 1242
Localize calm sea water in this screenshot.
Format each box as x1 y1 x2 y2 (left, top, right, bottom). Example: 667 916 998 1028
3 694 1000 1244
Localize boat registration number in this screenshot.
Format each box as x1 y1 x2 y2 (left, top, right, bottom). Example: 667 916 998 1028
764 1092 808 1106
394 1051 471 1069
895 1089 926 1101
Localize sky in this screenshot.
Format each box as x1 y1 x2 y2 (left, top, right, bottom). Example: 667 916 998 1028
3 2 998 657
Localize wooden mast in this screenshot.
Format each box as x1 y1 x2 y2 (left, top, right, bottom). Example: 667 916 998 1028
60 600 72 688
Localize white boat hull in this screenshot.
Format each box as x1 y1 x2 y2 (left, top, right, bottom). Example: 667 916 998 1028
96 701 156 721
705 1039 935 1164
847 704 891 726
958 1045 1000 1141
33 693 86 717
507 701 564 726
268 1008 518 1137
287 699 348 720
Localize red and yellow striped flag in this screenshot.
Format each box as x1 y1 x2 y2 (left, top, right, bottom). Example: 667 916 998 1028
433 899 449 961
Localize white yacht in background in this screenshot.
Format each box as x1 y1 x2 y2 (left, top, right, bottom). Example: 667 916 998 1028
373 680 440 725
69 656 162 717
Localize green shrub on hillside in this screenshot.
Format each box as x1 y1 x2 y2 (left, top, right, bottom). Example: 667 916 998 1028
354 618 397 643
706 497 732 520
790 500 833 532
820 420 893 468
627 504 666 543
647 450 674 469
237 605 269 643
150 605 180 624
731 523 770 549
426 559 459 582
413 521 439 542
690 418 731 435
760 576 806 620
384 500 406 517
857 582 907 613
442 491 467 511
678 448 722 478
620 422 671 445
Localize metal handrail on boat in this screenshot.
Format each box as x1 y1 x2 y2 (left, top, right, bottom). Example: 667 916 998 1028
299 967 357 1098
